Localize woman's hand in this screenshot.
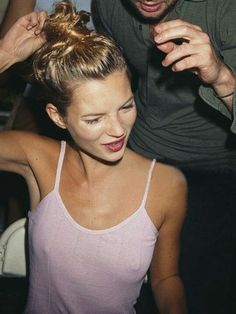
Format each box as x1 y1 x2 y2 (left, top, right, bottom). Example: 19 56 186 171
0 11 47 68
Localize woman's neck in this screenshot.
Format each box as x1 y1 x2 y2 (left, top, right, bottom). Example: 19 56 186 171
67 143 124 183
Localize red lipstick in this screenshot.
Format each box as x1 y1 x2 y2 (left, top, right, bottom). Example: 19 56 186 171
103 137 125 152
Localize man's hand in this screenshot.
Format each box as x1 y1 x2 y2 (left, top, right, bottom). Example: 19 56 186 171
153 19 225 83
0 11 47 64
152 19 236 110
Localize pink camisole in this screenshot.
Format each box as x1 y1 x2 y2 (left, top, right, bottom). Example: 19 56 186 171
25 141 159 314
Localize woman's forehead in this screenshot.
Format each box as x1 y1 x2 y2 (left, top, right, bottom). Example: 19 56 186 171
70 70 131 107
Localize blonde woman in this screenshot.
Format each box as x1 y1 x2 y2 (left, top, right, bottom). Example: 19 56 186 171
0 2 187 313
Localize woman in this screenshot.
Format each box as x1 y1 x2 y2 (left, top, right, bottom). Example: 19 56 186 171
0 2 187 313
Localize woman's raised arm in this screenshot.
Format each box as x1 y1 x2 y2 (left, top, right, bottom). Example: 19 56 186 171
0 10 47 73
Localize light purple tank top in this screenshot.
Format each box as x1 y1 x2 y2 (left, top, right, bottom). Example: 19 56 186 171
25 141 159 314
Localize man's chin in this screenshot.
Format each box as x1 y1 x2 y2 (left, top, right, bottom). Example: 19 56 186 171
124 0 178 24
135 9 167 24
127 3 167 23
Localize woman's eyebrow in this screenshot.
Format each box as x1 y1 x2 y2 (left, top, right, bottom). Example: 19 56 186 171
81 96 134 118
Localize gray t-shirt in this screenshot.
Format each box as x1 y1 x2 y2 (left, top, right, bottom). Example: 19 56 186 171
93 0 236 169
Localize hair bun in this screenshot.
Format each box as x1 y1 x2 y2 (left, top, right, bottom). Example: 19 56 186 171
44 1 91 41
32 0 126 117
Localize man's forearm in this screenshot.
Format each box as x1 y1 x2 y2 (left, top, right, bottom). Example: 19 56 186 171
212 63 236 112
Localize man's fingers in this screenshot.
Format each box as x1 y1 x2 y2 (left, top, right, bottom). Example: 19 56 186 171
154 25 202 45
154 19 202 33
161 42 212 68
156 42 177 54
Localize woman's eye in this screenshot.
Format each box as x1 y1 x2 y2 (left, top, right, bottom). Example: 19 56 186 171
85 118 100 125
121 102 135 111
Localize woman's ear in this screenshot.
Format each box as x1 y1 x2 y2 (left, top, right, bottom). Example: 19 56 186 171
46 103 67 129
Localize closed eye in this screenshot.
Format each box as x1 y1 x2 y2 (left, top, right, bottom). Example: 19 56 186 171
120 101 136 111
84 117 101 125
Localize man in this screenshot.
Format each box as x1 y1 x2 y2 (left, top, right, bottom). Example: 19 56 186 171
92 1 236 313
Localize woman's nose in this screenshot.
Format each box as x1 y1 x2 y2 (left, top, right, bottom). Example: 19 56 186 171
106 115 125 137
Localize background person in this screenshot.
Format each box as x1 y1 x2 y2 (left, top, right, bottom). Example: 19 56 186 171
92 0 236 313
0 2 187 313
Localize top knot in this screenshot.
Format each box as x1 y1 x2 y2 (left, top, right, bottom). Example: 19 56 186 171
32 0 127 116
44 1 91 41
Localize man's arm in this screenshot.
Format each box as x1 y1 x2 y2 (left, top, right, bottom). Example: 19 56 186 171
152 0 236 131
0 11 46 73
153 19 236 112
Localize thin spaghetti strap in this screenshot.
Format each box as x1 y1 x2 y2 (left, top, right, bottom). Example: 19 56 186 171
140 159 156 208
54 141 66 191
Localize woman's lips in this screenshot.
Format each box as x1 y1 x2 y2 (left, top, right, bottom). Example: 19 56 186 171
103 137 125 152
140 2 162 13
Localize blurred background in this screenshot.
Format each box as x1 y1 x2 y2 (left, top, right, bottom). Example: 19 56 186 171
0 2 30 313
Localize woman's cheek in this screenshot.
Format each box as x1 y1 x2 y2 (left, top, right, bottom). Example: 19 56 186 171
75 123 105 141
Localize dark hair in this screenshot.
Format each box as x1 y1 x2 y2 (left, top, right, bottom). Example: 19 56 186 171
33 0 127 115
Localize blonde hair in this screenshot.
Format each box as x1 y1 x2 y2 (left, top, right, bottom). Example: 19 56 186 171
33 1 127 115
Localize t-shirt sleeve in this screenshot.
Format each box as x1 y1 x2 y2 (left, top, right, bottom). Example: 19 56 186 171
91 0 113 36
199 86 236 133
198 0 236 133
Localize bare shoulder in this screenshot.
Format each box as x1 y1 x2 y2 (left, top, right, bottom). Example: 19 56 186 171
146 162 187 229
125 149 186 189
125 148 156 170
154 162 187 191
154 162 187 209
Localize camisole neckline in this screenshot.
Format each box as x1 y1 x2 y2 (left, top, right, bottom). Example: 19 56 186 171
31 141 158 235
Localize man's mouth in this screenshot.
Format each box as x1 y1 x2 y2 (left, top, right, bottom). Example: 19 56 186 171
139 1 162 13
